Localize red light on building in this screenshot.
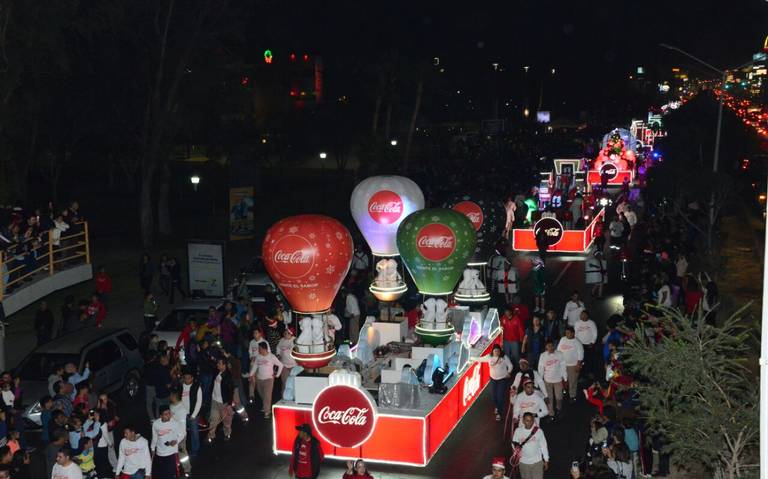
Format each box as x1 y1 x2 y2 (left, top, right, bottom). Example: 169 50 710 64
289 90 297 97
290 53 296 62
303 53 310 62
240 76 249 86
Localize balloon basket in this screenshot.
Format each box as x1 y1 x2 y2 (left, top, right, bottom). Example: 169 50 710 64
291 346 337 370
415 322 455 346
454 290 491 304
369 282 408 302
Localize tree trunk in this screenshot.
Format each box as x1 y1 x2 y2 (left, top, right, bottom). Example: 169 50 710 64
157 163 172 236
139 164 156 247
403 74 423 171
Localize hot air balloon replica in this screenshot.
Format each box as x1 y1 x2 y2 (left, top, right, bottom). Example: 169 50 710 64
443 194 506 304
350 176 425 302
262 215 353 369
396 209 476 345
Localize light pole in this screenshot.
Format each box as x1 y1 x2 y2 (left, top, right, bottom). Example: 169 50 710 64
190 174 200 192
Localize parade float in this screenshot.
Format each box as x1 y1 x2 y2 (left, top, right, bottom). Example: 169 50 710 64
270 183 502 467
587 130 637 187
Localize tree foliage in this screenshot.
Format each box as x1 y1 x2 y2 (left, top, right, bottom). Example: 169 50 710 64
623 306 758 479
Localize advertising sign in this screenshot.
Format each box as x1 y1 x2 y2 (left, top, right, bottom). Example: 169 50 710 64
187 241 225 297
312 385 378 448
229 186 255 241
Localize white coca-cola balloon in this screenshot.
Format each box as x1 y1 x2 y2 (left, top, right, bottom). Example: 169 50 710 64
350 175 425 257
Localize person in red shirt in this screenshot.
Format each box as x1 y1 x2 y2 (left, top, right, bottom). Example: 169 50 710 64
343 459 373 479
87 293 107 328
94 266 113 305
684 277 704 316
501 306 526 368
289 424 324 479
511 296 530 325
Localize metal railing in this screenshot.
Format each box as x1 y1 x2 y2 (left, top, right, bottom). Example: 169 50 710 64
0 221 91 301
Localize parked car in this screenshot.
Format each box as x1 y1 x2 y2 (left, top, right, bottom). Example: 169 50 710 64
16 328 143 428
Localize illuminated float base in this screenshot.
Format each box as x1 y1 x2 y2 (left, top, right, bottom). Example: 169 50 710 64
415 322 455 346
511 208 605 254
272 332 502 467
369 282 408 302
454 291 491 303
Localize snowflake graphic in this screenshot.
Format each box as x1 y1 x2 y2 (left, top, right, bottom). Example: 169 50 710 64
325 243 332 248
308 293 317 300
288 226 299 234
309 275 316 281
450 222 456 227
326 266 335 274
442 275 450 281
335 232 343 239
278 227 285 233
309 233 316 239
431 216 439 222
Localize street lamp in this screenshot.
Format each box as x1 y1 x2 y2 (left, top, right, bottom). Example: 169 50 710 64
390 139 398 146
190 174 200 191
319 152 327 159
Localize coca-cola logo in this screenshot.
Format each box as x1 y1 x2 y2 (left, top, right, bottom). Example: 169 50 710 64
270 235 315 279
533 217 564 247
600 162 619 180
312 384 377 448
368 190 404 225
462 362 482 406
452 201 484 231
415 223 456 262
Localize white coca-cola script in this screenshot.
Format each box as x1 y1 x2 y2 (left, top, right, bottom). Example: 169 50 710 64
273 249 311 264
465 212 482 223
543 227 561 237
462 363 481 406
417 236 455 248
317 406 370 426
368 201 402 214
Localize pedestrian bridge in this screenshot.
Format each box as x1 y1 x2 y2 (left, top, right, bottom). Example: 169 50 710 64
1 222 93 316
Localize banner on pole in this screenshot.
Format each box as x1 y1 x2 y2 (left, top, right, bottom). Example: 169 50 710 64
229 186 255 240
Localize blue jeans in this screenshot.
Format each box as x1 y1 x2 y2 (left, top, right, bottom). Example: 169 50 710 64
503 340 521 367
490 378 509 415
186 415 200 456
199 372 213 413
125 470 146 479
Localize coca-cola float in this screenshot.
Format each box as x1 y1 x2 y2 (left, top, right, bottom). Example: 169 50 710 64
587 129 637 187
262 214 353 369
350 175 424 303
511 209 605 254
442 194 506 304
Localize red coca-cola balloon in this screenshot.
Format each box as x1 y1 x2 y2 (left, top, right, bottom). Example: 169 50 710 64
312 384 377 448
262 215 353 314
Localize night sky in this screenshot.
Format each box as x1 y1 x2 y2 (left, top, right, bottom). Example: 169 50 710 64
249 0 767 114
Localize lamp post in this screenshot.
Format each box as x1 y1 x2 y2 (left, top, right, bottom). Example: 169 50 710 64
661 43 765 479
190 174 200 192
390 139 398 147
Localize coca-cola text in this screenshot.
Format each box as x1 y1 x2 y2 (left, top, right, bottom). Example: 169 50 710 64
317 406 370 426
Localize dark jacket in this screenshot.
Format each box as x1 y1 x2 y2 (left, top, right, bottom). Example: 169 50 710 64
214 370 234 405
185 381 201 416
291 434 323 479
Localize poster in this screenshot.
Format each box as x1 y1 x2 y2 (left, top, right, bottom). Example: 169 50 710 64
187 241 225 297
229 186 255 240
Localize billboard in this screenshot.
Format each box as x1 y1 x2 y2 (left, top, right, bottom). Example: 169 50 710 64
187 241 225 297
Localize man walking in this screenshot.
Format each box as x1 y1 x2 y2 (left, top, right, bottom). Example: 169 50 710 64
537 339 567 418
557 326 584 402
512 412 549 479
180 369 202 457
289 424 324 479
562 291 585 328
575 311 599 380
115 425 152 479
151 405 184 479
207 358 234 443
250 342 284 419
501 306 525 368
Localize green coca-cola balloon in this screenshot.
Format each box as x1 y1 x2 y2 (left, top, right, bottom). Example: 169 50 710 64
396 208 477 295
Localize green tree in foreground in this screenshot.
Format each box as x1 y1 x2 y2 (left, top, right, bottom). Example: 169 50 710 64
623 306 758 479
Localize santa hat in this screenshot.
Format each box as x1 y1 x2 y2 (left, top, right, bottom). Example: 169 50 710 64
491 457 506 470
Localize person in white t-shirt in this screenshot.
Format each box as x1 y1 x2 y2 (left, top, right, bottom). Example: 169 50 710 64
575 311 599 380
537 340 567 417
656 280 672 308
151 405 184 479
115 426 151 479
512 413 549 478
344 290 361 344
478 344 514 421
169 390 191 476
249 342 284 419
248 328 269 402
557 326 584 402
512 380 549 425
51 447 83 479
562 291 586 327
276 328 297 395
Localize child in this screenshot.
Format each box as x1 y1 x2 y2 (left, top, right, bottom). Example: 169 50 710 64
40 396 54 444
68 416 84 454
0 381 14 408
6 430 20 455
75 436 97 478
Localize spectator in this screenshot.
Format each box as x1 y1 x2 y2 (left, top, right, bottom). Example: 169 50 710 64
277 329 297 394
115 425 152 479
557 326 584 403
86 294 106 329
500 305 525 368
46 430 68 478
168 257 186 304
34 301 55 346
350 245 370 275
562 291 586 328
289 424 324 479
75 436 96 478
169 390 191 477
522 315 546 369
159 254 171 297
143 292 158 332
511 412 549 479
541 309 562 344
94 266 112 305
344 287 361 344
148 355 172 419
343 459 373 479
250 342 283 420
481 457 510 479
52 382 74 417
206 358 234 443
604 442 633 478
180 369 202 457
52 446 83 479
585 250 607 299
574 311 599 379
40 396 54 444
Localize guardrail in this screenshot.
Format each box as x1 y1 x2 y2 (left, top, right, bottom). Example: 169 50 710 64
0 221 91 301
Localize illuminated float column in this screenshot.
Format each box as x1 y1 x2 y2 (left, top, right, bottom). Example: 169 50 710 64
350 176 425 302
396 209 476 345
262 214 353 369
442 194 506 305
